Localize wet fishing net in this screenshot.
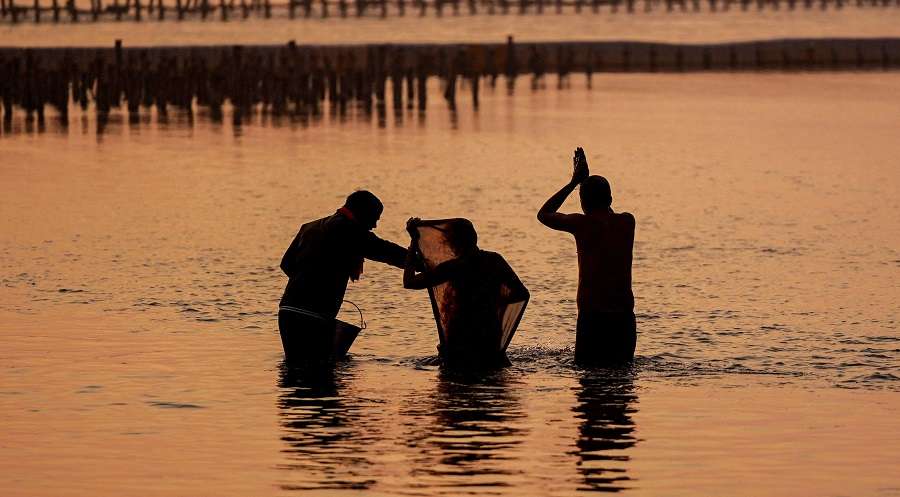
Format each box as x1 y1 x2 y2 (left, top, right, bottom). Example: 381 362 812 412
410 218 528 354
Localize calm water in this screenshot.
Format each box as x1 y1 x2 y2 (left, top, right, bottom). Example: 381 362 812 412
3 9 900 46
2 73 899 496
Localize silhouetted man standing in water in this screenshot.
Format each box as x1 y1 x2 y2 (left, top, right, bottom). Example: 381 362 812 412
279 191 407 361
537 148 636 365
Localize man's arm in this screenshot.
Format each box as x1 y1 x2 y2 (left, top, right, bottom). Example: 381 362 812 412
364 232 408 268
537 148 589 233
537 181 583 233
403 245 452 290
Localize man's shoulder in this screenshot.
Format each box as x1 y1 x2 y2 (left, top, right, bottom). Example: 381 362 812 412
322 213 358 232
615 211 635 227
479 249 502 258
478 250 510 266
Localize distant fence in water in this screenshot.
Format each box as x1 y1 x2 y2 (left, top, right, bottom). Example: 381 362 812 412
1 0 899 22
1 37 899 125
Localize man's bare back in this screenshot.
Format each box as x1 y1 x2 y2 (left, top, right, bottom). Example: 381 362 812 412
537 147 637 364
568 211 635 313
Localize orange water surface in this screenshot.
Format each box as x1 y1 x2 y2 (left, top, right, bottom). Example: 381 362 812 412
1 71 899 495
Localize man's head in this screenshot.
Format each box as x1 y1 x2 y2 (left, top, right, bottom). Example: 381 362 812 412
447 219 478 256
579 175 612 213
345 190 384 230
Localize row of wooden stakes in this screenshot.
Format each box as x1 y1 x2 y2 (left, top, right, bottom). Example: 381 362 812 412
1 0 899 22
1 37 899 124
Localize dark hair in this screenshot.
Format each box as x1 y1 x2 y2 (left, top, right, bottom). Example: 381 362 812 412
579 175 612 211
345 190 383 218
447 219 478 254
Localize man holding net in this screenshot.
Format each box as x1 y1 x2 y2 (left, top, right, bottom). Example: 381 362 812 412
403 218 529 368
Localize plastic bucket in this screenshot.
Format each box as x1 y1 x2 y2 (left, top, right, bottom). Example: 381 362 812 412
279 301 366 361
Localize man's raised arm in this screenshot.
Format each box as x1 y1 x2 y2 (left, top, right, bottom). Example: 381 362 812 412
537 147 590 233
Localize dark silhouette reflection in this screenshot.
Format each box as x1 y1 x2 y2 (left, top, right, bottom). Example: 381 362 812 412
573 369 639 492
277 362 379 491
406 369 527 489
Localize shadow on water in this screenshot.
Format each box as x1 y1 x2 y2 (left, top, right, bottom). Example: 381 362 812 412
572 368 639 493
276 361 379 491
404 368 527 491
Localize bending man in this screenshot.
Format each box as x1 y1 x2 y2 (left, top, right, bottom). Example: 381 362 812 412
279 190 407 361
537 148 636 365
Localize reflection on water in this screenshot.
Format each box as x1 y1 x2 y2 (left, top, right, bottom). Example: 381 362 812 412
573 369 639 493
0 98 451 137
405 369 527 493
276 362 379 491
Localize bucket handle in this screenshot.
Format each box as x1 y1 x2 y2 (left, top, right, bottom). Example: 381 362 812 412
342 300 366 330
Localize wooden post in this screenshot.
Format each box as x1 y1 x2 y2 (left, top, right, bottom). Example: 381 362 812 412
34 0 40 22
158 0 165 18
416 69 426 110
52 0 60 20
264 0 270 17
505 35 517 92
585 46 593 88
68 0 77 20
11 0 18 23
406 66 414 109
221 0 228 18
177 0 184 19
135 0 142 20
115 39 123 73
470 72 479 110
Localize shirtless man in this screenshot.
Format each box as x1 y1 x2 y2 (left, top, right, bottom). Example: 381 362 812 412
537 148 636 365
